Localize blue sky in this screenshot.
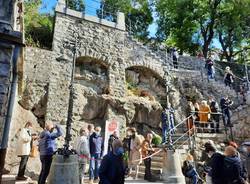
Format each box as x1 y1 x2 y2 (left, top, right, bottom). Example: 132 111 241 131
40 0 219 47
40 0 158 37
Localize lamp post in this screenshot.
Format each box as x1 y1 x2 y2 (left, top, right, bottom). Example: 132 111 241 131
54 28 81 155
47 27 81 184
243 49 250 91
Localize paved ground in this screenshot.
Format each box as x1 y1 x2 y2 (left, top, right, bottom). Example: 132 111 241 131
3 174 166 184
125 180 165 184
125 177 165 184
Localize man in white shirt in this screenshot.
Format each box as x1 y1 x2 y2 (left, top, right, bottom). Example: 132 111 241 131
73 128 90 184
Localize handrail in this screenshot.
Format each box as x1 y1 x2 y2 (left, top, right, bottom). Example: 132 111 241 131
172 129 192 146
213 65 244 81
161 114 194 146
161 109 234 150
191 111 223 115
175 133 196 150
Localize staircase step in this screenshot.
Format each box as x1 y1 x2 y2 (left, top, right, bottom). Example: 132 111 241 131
151 156 163 162
139 166 162 174
2 175 36 184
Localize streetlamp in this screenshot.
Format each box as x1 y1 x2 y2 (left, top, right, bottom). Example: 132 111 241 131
47 27 81 184
243 49 250 90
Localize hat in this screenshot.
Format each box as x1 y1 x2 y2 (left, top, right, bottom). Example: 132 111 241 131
242 142 250 146
225 66 230 70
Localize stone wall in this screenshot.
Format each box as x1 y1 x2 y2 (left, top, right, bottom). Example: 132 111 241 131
0 46 12 142
16 2 171 136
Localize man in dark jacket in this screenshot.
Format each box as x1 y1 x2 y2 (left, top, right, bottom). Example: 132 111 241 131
38 121 63 184
108 131 118 152
89 126 104 183
205 143 225 184
242 142 250 182
208 96 220 133
223 146 247 184
99 139 125 184
220 95 233 127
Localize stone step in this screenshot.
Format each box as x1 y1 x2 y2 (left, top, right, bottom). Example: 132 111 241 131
151 156 163 162
125 178 165 184
139 160 163 168
2 175 36 184
139 166 162 174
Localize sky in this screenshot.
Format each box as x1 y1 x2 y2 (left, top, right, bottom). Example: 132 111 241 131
40 0 219 47
40 0 158 37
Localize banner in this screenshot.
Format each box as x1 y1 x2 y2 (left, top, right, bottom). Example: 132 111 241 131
103 119 120 155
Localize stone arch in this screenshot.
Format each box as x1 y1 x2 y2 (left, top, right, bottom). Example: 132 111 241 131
125 65 167 103
75 56 110 94
78 47 113 66
125 60 166 79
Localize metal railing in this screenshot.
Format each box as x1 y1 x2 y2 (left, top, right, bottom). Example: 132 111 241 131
162 109 236 152
65 0 118 22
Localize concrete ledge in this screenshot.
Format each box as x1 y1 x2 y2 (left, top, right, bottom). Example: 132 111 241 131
55 4 125 31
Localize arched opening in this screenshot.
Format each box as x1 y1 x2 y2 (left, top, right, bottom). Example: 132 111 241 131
125 66 167 103
75 56 109 94
125 66 167 133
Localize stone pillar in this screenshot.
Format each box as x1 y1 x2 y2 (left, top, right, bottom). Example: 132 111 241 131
116 12 126 31
0 0 16 146
0 1 23 181
162 149 186 184
0 45 13 143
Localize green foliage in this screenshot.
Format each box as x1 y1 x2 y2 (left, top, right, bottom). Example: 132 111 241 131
216 0 250 62
97 0 153 41
126 81 137 90
66 0 84 12
152 134 162 146
123 151 129 161
156 0 200 54
156 0 250 59
24 0 53 48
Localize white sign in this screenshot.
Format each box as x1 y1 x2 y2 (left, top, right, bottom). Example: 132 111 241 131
103 119 120 155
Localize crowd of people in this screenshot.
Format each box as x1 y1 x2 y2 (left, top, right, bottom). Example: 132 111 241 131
15 122 160 184
182 140 250 184
185 95 233 134
12 52 250 184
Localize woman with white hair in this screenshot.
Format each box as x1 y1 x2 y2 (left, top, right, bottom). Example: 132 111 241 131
224 66 234 88
199 101 211 132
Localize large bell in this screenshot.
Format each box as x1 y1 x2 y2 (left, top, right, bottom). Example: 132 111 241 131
47 154 80 184
162 149 186 184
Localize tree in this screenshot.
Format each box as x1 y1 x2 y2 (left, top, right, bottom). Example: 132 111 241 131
156 0 200 54
155 0 222 57
216 0 250 62
24 0 53 48
195 0 222 58
66 0 84 12
97 0 153 41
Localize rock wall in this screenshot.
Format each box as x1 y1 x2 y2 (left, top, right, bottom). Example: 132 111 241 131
16 3 171 137
5 102 42 179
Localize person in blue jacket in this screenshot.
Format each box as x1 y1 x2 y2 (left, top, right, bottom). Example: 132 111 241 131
89 126 104 183
38 121 63 184
99 139 125 184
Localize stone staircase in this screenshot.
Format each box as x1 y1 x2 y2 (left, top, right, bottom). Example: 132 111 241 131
125 33 172 71
137 148 164 179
